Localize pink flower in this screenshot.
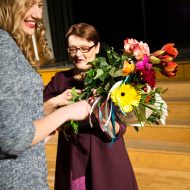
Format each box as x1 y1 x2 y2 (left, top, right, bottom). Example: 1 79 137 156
135 57 156 88
124 38 150 61
136 56 152 70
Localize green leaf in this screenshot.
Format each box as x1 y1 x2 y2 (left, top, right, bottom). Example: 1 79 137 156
70 87 80 102
109 67 123 77
100 60 108 68
99 72 109 82
70 120 79 134
86 69 94 77
94 69 104 79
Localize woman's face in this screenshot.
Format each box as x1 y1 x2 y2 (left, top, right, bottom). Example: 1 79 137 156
21 0 43 35
67 35 100 71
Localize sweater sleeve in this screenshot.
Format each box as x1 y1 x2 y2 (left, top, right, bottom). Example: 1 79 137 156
0 30 35 157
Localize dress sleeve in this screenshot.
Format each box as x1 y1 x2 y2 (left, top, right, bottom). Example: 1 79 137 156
0 31 35 157
43 72 67 102
43 75 57 102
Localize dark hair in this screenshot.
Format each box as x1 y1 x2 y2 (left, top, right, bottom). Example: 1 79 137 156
65 23 99 45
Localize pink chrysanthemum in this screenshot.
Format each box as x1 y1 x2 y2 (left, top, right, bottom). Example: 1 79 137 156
136 57 156 88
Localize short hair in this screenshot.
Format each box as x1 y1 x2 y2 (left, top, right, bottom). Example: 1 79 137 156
65 23 99 46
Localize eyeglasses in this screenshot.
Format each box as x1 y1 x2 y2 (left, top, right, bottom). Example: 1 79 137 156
67 44 96 54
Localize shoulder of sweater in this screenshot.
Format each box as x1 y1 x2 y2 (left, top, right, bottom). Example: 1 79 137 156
0 29 15 43
0 28 10 36
0 29 19 53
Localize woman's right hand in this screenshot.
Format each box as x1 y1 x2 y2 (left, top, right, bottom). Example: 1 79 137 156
65 100 91 121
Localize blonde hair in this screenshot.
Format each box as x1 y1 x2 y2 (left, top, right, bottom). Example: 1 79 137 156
0 0 52 67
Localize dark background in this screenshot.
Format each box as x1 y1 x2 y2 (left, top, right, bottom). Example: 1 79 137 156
46 0 190 64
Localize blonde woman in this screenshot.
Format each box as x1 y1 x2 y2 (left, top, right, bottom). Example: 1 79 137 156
0 1 91 189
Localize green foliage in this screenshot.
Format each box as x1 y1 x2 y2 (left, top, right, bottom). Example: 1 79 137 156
70 120 79 134
80 47 128 99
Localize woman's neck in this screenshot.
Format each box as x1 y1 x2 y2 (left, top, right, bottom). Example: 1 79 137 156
73 69 86 81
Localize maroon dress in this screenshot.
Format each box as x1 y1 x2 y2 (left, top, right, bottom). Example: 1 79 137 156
43 69 138 190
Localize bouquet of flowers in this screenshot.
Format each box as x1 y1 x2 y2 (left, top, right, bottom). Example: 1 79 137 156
71 38 179 138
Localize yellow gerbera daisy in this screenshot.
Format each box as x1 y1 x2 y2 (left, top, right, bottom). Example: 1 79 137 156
111 83 141 113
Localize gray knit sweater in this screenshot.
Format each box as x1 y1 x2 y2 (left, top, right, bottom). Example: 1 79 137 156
0 29 49 190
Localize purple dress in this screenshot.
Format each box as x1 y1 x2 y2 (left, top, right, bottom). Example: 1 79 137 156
43 69 138 190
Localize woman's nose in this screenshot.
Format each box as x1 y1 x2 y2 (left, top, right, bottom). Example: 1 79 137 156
75 49 83 56
32 5 43 19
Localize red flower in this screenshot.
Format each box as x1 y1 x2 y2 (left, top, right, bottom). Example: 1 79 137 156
160 55 173 63
145 95 151 104
161 43 178 59
161 62 178 77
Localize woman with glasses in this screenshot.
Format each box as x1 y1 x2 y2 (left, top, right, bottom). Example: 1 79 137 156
43 23 138 190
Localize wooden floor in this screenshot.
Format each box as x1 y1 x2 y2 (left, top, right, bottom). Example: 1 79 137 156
45 133 190 190
134 167 190 190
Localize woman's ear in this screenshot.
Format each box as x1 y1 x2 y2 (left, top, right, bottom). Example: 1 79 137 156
95 42 100 54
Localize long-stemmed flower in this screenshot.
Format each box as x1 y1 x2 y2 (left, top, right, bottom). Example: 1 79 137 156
150 43 179 77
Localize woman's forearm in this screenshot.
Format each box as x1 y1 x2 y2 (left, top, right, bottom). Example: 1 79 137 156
43 98 58 116
32 100 90 145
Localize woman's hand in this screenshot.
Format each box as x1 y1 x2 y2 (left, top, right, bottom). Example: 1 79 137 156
44 130 56 144
64 100 91 121
53 89 81 107
44 89 81 116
